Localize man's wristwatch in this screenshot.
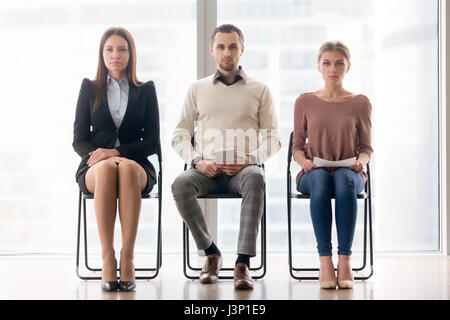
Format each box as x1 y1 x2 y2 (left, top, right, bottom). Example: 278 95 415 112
191 156 202 168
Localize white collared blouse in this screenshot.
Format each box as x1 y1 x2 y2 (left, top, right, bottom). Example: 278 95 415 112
106 74 129 147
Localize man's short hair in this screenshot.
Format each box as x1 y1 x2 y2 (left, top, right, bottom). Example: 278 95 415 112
210 24 244 45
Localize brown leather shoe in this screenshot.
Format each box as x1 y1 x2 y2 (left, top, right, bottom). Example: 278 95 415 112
199 254 222 284
233 263 254 290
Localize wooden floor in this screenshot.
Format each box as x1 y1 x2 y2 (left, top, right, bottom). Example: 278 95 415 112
0 253 449 300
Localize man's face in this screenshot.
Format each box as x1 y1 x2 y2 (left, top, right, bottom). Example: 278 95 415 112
210 31 244 72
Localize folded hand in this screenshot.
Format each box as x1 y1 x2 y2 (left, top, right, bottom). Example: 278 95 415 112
87 148 120 167
349 159 364 173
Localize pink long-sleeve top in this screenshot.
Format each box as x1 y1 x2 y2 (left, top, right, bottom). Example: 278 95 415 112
292 92 373 185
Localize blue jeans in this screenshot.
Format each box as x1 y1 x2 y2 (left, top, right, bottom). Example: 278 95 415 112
297 168 365 257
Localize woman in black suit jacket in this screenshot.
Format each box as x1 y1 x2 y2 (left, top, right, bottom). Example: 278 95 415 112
73 27 160 291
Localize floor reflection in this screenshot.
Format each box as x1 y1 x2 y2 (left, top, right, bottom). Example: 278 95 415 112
75 279 161 300
183 278 267 300
288 279 374 300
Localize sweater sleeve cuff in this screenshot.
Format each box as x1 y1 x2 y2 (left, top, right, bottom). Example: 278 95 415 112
191 155 202 165
248 151 263 165
247 154 257 165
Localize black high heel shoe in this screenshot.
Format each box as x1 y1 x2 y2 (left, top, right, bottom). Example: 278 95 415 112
119 260 136 291
101 258 119 291
118 280 136 291
101 280 119 291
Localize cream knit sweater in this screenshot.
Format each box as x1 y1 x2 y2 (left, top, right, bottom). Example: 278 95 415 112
172 73 281 165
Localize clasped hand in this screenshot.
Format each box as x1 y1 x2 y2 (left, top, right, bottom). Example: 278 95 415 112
196 156 251 178
87 148 121 166
349 159 364 173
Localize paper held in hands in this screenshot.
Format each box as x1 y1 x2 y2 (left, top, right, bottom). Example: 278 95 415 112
313 156 356 168
215 149 237 164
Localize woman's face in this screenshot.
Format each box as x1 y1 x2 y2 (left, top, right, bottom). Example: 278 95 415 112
103 34 129 76
317 50 350 85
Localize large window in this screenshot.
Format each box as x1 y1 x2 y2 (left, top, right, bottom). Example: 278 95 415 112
218 0 440 253
0 0 440 256
0 0 196 254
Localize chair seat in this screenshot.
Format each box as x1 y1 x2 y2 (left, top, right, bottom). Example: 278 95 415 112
291 192 368 199
197 193 242 199
82 192 159 200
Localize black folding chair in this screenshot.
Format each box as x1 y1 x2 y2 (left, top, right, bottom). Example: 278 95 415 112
286 132 373 280
181 138 267 280
76 147 163 280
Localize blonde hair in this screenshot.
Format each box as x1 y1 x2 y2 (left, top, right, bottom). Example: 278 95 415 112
317 41 351 63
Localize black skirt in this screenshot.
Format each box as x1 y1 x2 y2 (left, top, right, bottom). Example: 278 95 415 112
77 162 155 196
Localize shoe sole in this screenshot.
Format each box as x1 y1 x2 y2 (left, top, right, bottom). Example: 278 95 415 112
234 282 254 290
199 277 218 284
119 281 136 291
119 286 136 291
319 280 337 289
101 282 119 291
337 280 354 289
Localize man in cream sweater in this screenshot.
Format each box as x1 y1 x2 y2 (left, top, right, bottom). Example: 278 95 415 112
171 24 281 290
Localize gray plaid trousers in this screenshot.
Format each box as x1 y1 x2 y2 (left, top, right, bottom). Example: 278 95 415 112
171 165 265 256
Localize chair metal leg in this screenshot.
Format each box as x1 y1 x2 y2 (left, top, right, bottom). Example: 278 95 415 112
76 193 162 280
287 190 301 280
76 191 86 279
156 191 163 271
352 196 372 280
78 195 101 280
257 188 267 279
366 190 374 279
287 166 300 279
288 196 374 280
352 198 368 273
183 222 198 280
83 197 100 274
136 193 162 280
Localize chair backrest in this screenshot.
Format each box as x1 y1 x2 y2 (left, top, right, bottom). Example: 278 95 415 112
288 131 294 161
147 140 163 194
287 131 294 169
183 135 196 171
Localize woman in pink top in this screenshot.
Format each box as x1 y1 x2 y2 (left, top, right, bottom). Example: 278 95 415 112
292 41 373 289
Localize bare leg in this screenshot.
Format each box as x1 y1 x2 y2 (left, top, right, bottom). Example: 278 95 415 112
117 159 147 281
85 159 118 282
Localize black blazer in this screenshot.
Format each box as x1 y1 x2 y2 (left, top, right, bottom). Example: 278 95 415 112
73 78 160 185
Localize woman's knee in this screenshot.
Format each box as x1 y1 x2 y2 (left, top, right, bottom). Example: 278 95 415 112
117 158 139 171
117 159 141 179
308 169 333 194
334 169 357 191
117 159 148 192
92 159 118 179
85 159 118 192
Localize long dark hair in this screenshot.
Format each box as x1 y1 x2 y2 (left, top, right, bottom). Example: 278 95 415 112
93 27 142 110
